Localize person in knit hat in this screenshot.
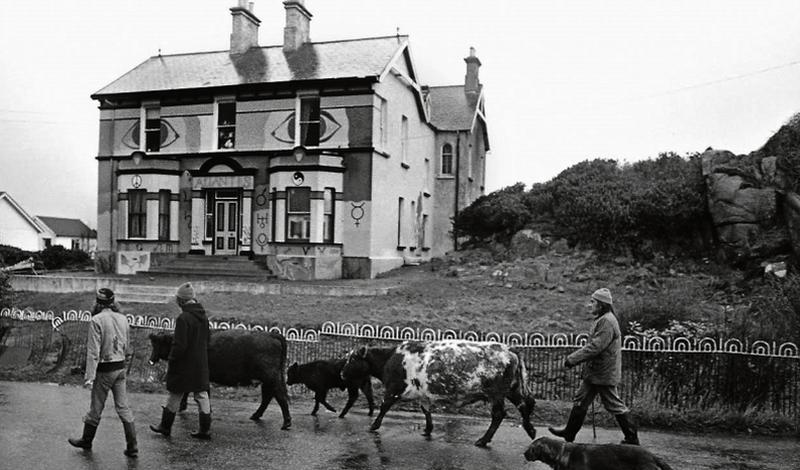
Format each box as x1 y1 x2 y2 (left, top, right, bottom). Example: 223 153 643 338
68 288 138 457
548 288 640 446
150 282 212 440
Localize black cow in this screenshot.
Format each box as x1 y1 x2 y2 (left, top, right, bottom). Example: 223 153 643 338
341 340 537 447
286 359 375 418
149 329 292 429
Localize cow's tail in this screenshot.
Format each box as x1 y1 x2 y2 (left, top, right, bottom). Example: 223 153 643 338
277 332 288 382
511 348 537 439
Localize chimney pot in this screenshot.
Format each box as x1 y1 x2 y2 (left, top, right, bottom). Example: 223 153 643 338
283 0 313 52
230 0 261 54
464 47 481 94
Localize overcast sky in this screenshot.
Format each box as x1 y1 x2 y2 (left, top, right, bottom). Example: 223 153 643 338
3 0 800 229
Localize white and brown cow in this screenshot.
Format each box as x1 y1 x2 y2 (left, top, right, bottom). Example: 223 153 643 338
341 340 536 447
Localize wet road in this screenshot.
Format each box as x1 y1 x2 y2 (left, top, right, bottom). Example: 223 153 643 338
0 381 797 469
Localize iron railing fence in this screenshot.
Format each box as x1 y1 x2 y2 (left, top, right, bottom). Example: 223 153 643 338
1 308 798 418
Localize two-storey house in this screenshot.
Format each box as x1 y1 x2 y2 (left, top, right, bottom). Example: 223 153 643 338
92 0 488 279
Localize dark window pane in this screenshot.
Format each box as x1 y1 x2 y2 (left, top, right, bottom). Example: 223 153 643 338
228 203 236 232
218 102 236 125
288 188 310 212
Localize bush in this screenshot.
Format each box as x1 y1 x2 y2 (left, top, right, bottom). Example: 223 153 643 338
0 271 11 308
0 245 35 266
39 246 91 270
453 183 531 244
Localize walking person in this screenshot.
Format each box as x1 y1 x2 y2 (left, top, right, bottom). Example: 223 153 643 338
150 282 212 439
548 288 640 445
68 288 138 457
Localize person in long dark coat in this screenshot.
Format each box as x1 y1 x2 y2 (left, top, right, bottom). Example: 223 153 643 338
150 282 212 439
548 288 640 445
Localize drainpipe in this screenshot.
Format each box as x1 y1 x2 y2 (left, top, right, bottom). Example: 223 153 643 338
453 131 461 251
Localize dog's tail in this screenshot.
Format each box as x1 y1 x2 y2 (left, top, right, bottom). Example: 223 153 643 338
654 455 674 470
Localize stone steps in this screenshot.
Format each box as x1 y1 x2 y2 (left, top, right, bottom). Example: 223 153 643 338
146 255 274 279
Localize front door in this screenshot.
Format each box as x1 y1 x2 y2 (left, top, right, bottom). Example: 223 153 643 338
214 199 238 255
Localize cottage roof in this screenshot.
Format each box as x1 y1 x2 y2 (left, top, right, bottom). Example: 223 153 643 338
0 192 47 233
36 216 95 238
427 85 483 131
92 36 409 97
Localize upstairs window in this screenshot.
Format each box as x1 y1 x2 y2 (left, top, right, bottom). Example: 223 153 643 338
144 108 161 152
217 102 236 149
441 143 453 175
299 97 321 146
158 190 171 241
379 97 388 147
286 187 310 241
128 189 147 238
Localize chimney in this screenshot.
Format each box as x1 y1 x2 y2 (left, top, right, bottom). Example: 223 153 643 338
230 0 261 55
464 47 481 94
283 0 312 52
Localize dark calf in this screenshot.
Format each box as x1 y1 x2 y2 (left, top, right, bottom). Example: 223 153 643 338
149 329 292 430
286 359 375 418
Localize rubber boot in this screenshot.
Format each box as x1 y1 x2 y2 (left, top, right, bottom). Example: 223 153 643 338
68 422 98 450
548 406 587 442
122 421 138 457
190 412 211 440
150 407 176 437
616 412 640 445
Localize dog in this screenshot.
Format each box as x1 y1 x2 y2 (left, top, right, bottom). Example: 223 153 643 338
524 437 672 470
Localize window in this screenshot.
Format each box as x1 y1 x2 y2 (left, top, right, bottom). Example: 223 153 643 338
379 97 388 147
286 187 310 241
144 108 161 152
128 190 147 238
299 97 321 146
397 197 404 247
323 188 335 243
158 190 171 241
401 115 409 164
441 143 453 175
44 238 51 248
71 239 79 250
217 102 236 149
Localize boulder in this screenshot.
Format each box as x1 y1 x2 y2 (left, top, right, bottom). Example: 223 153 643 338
509 230 550 258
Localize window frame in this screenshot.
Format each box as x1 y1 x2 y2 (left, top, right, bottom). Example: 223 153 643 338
285 186 311 242
127 189 147 239
143 107 161 152
441 143 454 175
297 96 321 147
216 101 237 149
157 190 171 241
322 187 335 243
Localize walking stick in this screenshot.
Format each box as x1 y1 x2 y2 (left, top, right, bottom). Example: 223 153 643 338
591 398 597 441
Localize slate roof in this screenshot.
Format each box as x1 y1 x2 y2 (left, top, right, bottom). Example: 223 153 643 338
93 36 408 97
36 217 95 238
427 85 482 131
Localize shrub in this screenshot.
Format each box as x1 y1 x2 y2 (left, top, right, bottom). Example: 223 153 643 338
0 271 11 308
39 246 91 270
0 244 35 266
453 182 531 244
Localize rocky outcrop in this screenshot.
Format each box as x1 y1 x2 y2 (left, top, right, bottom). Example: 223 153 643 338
701 149 794 261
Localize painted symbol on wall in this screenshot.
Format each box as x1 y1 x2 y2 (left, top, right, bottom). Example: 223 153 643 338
257 214 268 229
255 187 268 207
121 120 180 149
350 202 365 227
293 172 304 186
256 233 268 253
131 175 142 188
270 111 341 144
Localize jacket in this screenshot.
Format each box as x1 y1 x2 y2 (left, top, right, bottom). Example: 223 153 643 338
567 310 622 386
85 307 131 382
166 302 210 393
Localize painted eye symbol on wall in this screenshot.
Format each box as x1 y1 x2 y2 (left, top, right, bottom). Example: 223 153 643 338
271 111 341 144
121 120 181 149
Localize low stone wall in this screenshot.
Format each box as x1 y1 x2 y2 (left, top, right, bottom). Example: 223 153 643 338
10 275 130 293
